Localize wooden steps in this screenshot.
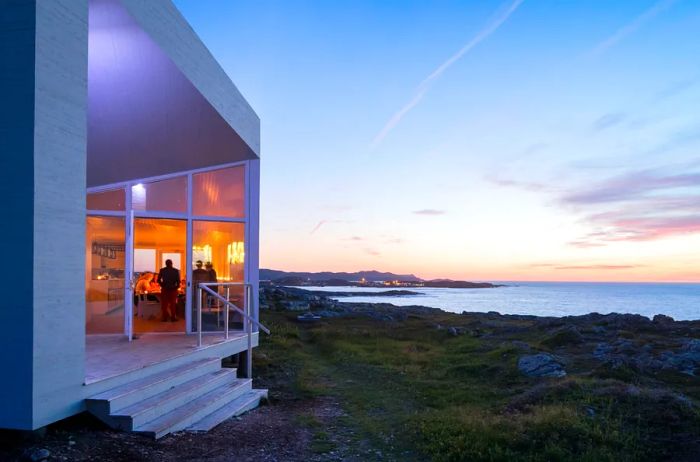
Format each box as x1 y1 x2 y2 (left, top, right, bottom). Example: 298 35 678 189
86 357 266 439
188 389 268 432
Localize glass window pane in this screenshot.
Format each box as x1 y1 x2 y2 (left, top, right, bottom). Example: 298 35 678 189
193 221 245 332
193 221 245 282
87 188 125 211
86 216 125 334
131 176 187 213
193 166 245 218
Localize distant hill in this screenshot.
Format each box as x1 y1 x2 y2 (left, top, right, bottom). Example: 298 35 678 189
260 269 422 283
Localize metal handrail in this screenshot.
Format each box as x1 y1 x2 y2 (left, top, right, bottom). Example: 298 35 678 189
195 282 270 379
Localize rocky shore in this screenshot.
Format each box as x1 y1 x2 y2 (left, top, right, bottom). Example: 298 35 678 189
261 284 700 378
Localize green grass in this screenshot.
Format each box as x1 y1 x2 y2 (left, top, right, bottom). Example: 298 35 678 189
255 311 700 461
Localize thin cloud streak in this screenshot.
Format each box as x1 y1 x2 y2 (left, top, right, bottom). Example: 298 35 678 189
370 0 524 149
413 209 446 216
587 0 678 57
557 264 642 271
487 175 549 192
591 112 626 132
530 263 643 271
309 220 327 235
310 219 350 235
562 169 700 205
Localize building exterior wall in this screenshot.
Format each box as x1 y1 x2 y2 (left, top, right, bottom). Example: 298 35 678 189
32 0 89 429
0 0 37 430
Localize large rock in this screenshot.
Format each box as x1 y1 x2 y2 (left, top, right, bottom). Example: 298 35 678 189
518 353 566 378
652 314 674 325
541 325 584 348
22 448 50 462
660 339 700 375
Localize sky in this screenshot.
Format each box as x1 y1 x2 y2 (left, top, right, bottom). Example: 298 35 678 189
174 0 700 282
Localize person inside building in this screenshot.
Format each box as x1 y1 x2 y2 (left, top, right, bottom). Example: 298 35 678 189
133 272 154 318
157 259 180 322
205 261 218 283
193 260 210 311
193 260 209 285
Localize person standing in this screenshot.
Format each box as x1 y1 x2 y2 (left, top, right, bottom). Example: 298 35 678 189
205 261 218 283
193 260 209 311
157 259 180 322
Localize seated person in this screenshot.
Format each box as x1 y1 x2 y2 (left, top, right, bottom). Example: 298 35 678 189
134 272 155 318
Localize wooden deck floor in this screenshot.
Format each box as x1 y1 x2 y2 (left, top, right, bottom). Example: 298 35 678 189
85 332 247 384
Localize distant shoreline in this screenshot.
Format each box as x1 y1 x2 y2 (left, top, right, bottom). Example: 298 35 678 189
267 283 700 321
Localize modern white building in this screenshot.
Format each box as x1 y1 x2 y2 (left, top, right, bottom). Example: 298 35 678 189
0 0 267 438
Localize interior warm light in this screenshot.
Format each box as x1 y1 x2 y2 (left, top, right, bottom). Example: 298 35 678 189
227 241 245 264
192 245 212 265
131 183 146 209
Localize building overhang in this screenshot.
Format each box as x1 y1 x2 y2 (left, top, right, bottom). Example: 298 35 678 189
87 0 260 188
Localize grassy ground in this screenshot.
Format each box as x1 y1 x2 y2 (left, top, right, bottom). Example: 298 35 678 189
255 310 700 462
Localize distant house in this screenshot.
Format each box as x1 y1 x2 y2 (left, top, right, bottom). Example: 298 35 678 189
1 0 267 438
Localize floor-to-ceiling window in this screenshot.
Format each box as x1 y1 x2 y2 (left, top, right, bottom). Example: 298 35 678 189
85 215 126 334
85 162 248 337
192 221 245 331
191 165 247 332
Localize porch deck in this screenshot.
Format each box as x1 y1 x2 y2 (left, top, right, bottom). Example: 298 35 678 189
85 332 248 385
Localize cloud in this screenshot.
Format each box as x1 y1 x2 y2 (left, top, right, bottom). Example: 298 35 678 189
561 169 700 205
310 220 327 235
529 263 643 271
365 248 381 256
413 209 446 216
370 0 524 149
655 75 700 100
310 219 350 235
646 127 700 157
556 264 642 271
591 112 626 132
487 175 549 192
587 0 678 57
521 142 549 157
346 236 364 241
560 167 700 246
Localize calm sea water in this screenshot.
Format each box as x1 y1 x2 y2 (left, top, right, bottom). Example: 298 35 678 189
296 282 700 321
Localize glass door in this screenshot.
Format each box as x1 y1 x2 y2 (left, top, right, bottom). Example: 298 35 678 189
131 217 188 334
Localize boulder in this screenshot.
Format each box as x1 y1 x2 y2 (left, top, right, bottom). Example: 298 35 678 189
22 448 50 462
593 343 612 360
652 314 675 325
660 339 700 375
541 325 584 348
518 353 566 378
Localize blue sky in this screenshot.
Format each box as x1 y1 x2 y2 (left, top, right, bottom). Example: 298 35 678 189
175 0 700 282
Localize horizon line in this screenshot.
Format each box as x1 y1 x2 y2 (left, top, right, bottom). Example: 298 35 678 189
260 269 700 284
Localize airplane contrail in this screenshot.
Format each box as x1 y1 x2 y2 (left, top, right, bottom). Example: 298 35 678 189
587 0 678 57
370 0 525 150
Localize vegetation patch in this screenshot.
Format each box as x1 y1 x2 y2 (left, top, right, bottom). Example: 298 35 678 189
256 307 700 461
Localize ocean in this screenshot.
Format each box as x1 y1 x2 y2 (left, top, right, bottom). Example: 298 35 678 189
296 282 700 321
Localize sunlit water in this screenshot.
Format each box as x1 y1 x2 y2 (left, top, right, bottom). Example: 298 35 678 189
293 282 700 321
